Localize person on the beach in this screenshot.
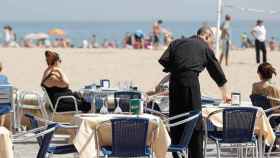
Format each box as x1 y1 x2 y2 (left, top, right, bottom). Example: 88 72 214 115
41 50 91 112
133 30 144 49
159 26 230 158
219 15 231 66
251 20 267 63
251 63 280 150
3 26 12 47
152 20 163 49
269 37 278 51
0 62 9 85
91 34 99 48
252 63 280 119
123 32 133 49
0 62 10 126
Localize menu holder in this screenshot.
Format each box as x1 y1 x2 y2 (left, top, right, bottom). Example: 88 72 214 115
231 92 241 106
100 79 110 89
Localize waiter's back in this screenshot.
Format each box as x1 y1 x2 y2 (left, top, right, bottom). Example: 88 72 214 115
159 36 227 88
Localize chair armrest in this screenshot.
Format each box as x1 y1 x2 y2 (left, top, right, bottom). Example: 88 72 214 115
166 112 201 128
12 126 56 143
267 96 280 102
144 107 168 118
264 105 280 114
268 113 280 120
54 96 78 112
25 113 78 129
56 124 79 129
165 111 193 122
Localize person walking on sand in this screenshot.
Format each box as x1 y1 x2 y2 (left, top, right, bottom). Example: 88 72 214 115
251 20 267 64
159 26 230 158
219 14 232 66
152 20 163 49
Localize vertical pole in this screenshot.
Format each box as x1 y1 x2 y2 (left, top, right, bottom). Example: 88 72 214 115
216 0 223 56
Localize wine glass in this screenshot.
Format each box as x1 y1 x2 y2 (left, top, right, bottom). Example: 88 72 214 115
100 97 108 114
114 97 122 113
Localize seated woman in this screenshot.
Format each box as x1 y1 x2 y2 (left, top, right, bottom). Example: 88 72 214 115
41 50 91 112
252 63 280 127
0 62 10 126
0 62 9 85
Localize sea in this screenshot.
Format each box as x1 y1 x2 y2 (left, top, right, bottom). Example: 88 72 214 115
0 20 279 48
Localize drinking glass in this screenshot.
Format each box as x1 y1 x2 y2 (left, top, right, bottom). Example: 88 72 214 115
100 97 108 114
114 97 122 113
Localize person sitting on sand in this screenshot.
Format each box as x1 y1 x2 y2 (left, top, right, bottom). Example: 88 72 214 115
133 30 145 49
123 32 133 49
41 50 91 112
269 37 278 51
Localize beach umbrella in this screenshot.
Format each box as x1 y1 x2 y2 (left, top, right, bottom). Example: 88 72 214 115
48 28 65 36
24 33 49 40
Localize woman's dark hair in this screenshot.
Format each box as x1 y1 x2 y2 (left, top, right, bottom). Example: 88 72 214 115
257 62 276 80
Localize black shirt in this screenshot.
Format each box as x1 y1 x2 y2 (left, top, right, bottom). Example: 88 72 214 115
159 36 227 87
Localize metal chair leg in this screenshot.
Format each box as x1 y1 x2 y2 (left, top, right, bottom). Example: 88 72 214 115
255 141 259 158
216 142 221 158
204 136 208 158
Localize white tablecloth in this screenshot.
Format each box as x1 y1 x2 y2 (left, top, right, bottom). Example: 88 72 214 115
73 113 171 158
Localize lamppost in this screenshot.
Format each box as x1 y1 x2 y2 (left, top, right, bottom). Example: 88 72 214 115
216 0 223 56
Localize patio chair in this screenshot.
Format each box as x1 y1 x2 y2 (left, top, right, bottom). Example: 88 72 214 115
0 84 16 130
20 113 78 158
16 90 48 131
207 107 258 158
267 113 280 158
42 87 80 121
250 94 272 111
114 91 142 112
166 111 201 158
250 95 280 157
97 117 153 158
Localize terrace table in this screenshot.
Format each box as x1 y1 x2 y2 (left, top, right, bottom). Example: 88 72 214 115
73 113 171 158
202 103 275 158
0 127 13 158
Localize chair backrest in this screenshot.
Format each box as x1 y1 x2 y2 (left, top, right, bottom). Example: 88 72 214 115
41 87 55 112
222 107 257 143
177 111 201 148
114 91 141 112
250 94 271 110
0 84 13 107
111 118 149 157
36 123 57 158
24 113 44 146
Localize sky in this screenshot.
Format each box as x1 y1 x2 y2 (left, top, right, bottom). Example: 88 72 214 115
0 0 279 22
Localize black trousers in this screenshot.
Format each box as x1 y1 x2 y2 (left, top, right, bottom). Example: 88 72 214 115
255 39 267 63
169 78 203 158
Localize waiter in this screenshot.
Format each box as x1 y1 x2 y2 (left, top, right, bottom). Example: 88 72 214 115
159 26 230 158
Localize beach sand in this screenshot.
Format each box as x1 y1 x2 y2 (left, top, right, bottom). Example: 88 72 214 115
1 48 280 101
